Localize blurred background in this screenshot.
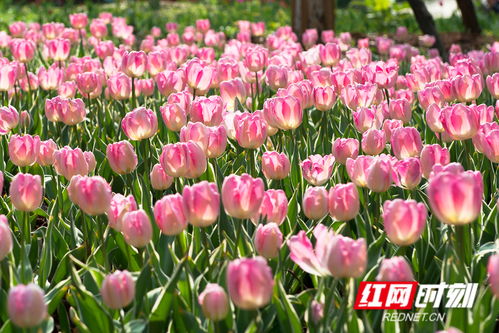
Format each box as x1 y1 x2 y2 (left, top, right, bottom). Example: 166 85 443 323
0 0 497 53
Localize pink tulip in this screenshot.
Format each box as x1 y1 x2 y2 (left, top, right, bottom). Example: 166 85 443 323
263 95 302 130
382 199 427 246
37 139 57 166
160 103 187 132
440 104 480 140
220 78 247 111
0 214 13 260
366 158 394 192
38 65 64 91
106 141 138 175
427 170 483 225
76 72 102 99
382 119 404 142
252 189 288 225
362 129 386 155
182 181 220 227
244 47 268 72
198 284 229 321
156 70 185 96
154 194 188 235
150 164 174 190
346 155 374 187
486 73 499 98
69 13 88 29
391 127 422 159
487 254 499 298
0 64 17 92
265 65 288 90
222 173 265 219
394 158 422 189
469 103 495 125
254 223 283 259
417 85 444 110
234 112 267 149
376 257 414 281
46 38 70 61
84 151 96 173
287 224 333 276
302 187 329 220
9 173 42 212
122 210 153 248
122 107 158 141
452 74 483 102
475 125 499 163
53 146 90 180
319 43 341 66
9 22 26 37
227 257 274 309
160 141 207 178
332 138 359 164
261 151 290 180
185 59 214 92
107 194 137 231
0 105 19 135
10 39 36 62
90 19 108 39
388 98 412 123
121 51 147 78
8 134 40 167
58 98 86 126
68 175 112 215
352 107 383 133
7 284 47 328
301 154 335 186
328 183 360 221
107 73 132 100
101 270 135 310
327 235 367 278
136 79 156 96
420 144 450 178
190 96 223 126
313 86 336 111
425 104 445 133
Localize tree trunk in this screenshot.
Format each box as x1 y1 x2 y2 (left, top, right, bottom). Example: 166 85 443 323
407 0 447 60
455 0 481 34
292 0 335 42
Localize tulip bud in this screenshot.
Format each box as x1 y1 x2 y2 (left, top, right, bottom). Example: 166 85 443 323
252 189 288 225
68 175 112 215
107 194 137 231
0 105 19 135
150 164 174 190
7 283 47 328
122 107 158 141
487 254 499 298
332 138 359 164
376 257 414 281
9 173 43 212
154 194 188 235
69 13 88 29
427 170 483 225
160 103 187 132
391 127 422 159
234 111 267 149
37 139 57 166
254 223 283 259
326 235 367 278
182 181 220 227
382 199 427 246
311 300 324 324
261 151 290 180
19 111 30 128
8 134 40 167
366 158 393 192
328 183 360 221
198 284 229 321
302 187 329 220
394 158 422 189
101 270 135 309
160 141 207 178
0 215 13 260
122 210 153 248
222 174 265 219
362 129 386 155
227 257 274 309
106 141 138 175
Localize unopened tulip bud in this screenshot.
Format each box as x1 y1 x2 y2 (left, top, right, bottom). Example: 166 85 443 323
154 194 188 235
182 181 220 227
254 223 283 259
376 257 414 281
362 129 386 155
68 175 112 215
122 210 153 248
150 164 174 190
366 158 394 193
160 141 207 178
382 199 427 246
9 173 43 212
101 270 135 309
198 284 229 321
53 146 89 180
227 257 274 309
391 127 422 159
37 139 57 166
302 187 329 220
0 215 13 260
106 141 138 175
328 183 360 221
8 284 47 328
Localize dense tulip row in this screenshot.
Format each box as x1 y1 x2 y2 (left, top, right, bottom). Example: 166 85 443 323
0 9 497 333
